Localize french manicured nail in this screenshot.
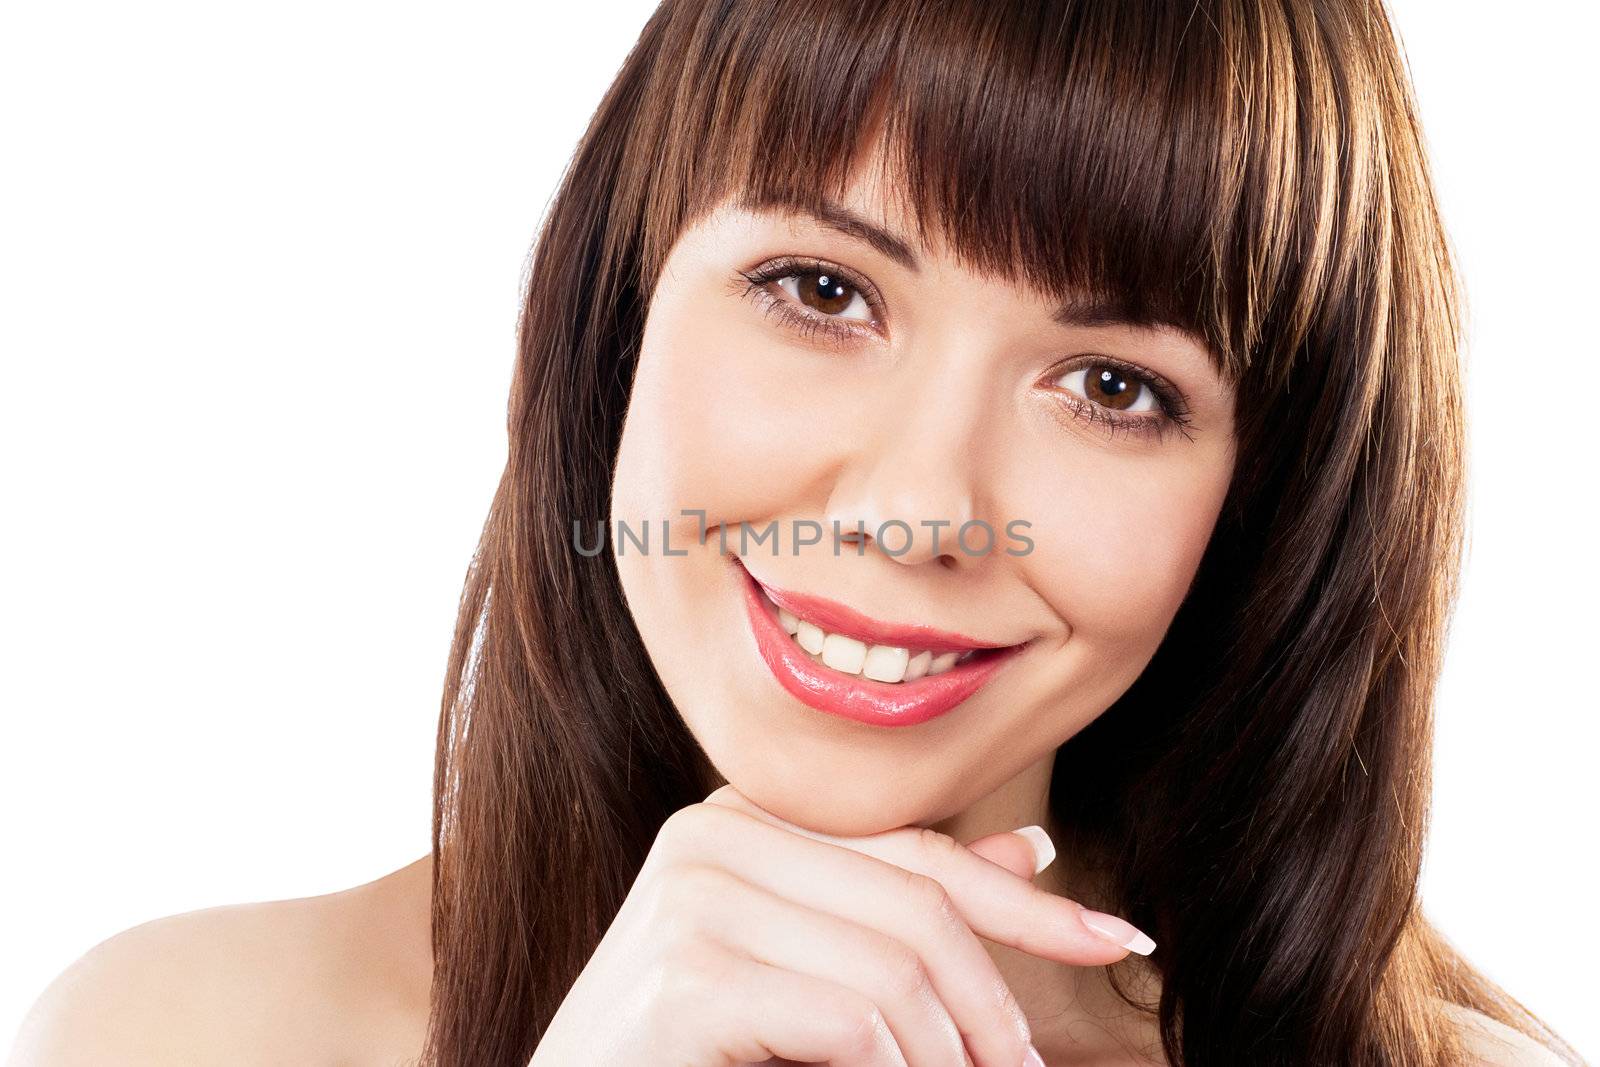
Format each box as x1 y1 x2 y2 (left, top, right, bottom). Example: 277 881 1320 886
1079 909 1156 955
1013 824 1055 875
1022 1043 1045 1067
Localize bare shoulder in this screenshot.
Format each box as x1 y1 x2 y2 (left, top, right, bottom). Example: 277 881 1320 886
1437 1000 1570 1067
9 855 434 1067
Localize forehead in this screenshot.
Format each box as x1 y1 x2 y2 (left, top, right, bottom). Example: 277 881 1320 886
718 131 1214 348
627 0 1362 395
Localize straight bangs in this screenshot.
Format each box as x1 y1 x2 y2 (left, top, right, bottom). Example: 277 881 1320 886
628 0 1383 392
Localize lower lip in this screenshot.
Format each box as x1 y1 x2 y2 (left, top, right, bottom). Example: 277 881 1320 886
736 559 1026 728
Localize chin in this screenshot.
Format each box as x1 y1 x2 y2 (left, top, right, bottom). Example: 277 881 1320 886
705 749 966 837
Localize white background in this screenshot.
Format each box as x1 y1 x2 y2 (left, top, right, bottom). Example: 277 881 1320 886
2 0 1595 1057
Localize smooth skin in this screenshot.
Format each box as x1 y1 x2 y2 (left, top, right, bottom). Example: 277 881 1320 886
531 786 1136 1067
8 145 1568 1066
610 153 1240 852
600 144 1220 1064
8 809 1564 1064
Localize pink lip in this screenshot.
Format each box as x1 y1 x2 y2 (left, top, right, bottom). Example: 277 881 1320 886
743 565 1012 654
734 556 1028 728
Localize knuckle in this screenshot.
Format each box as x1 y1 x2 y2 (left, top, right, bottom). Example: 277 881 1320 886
655 803 709 852
652 946 740 1057
826 993 890 1058
652 862 734 928
649 804 740 871
875 940 933 1001
902 867 959 929
656 937 726 1008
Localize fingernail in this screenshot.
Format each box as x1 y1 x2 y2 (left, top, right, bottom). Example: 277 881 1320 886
1012 825 1055 875
1079 909 1157 955
1022 1043 1045 1067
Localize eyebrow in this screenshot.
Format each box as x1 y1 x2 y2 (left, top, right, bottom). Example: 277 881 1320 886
772 197 1198 339
807 200 921 272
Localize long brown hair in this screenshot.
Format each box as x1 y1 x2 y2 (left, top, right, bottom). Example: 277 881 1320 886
420 1 1585 1063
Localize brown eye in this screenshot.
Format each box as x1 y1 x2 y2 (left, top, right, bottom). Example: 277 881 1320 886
777 270 872 321
1052 363 1160 414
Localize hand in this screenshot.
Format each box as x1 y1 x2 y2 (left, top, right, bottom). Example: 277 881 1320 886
528 784 1152 1067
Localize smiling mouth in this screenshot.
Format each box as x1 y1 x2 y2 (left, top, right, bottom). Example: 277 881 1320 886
754 581 1005 683
732 555 1030 727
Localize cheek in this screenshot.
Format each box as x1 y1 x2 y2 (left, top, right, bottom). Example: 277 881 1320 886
610 288 842 684
613 298 854 531
1007 443 1232 652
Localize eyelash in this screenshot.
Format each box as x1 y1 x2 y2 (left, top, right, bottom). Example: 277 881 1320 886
1045 358 1197 444
733 256 1197 443
736 256 884 342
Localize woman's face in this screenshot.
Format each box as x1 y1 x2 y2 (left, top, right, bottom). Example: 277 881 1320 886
611 161 1236 835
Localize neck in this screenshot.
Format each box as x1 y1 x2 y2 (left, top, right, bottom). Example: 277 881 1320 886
927 754 1166 1065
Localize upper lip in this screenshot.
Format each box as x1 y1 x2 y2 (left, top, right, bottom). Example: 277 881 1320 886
737 557 1023 654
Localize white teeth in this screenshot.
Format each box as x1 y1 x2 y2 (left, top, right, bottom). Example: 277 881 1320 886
820 633 868 673
795 619 825 655
762 588 989 685
862 644 911 683
903 650 932 681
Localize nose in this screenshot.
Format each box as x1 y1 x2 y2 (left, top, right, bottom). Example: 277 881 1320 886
822 369 988 567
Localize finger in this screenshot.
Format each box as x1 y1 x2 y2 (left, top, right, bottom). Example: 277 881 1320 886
682 940 912 1067
677 862 973 1067
658 801 1032 1067
964 826 1054 882
702 785 1154 961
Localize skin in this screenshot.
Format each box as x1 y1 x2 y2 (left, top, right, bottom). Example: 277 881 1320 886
8 155 1563 1066
9 855 1566 1067
610 155 1238 844
585 148 1238 1063
10 856 435 1065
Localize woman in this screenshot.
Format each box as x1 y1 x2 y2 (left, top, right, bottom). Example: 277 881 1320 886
13 0 1587 1064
